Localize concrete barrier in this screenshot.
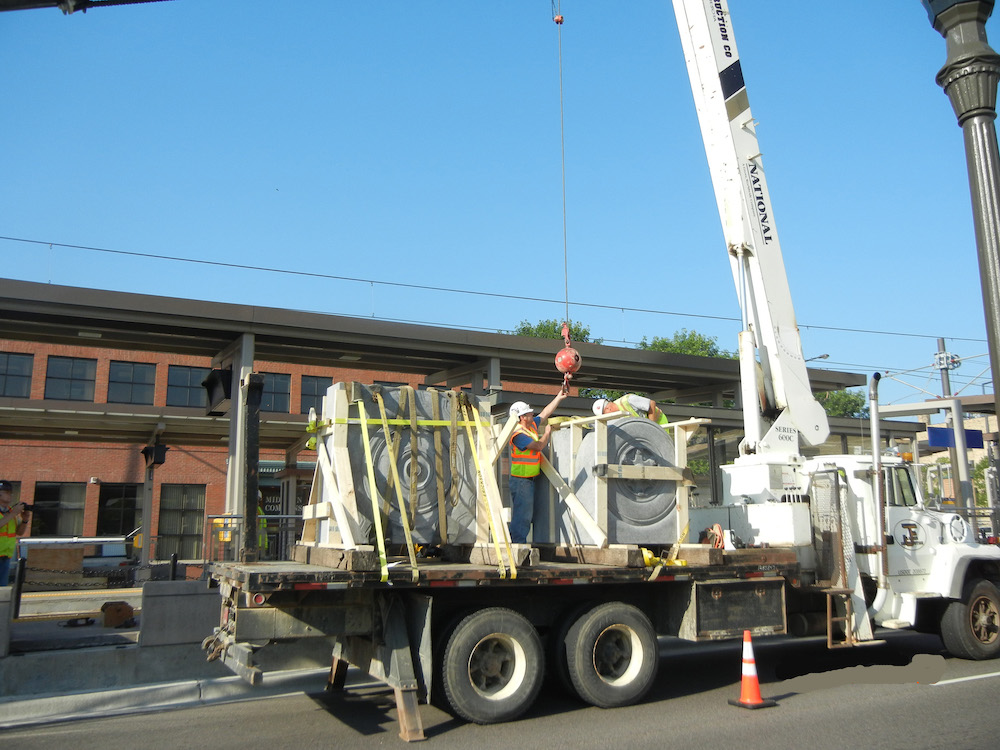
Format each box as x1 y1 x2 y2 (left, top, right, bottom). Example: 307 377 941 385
0 581 338 724
138 580 219 647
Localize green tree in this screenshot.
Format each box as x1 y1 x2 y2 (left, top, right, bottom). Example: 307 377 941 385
509 318 600 344
637 329 735 407
972 456 990 507
816 389 869 419
638 329 735 358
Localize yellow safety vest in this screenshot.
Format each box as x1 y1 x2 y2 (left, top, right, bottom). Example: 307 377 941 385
510 423 542 478
615 396 669 426
0 512 18 558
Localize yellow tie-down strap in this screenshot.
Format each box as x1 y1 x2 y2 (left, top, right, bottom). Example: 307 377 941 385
374 391 420 582
325 418 478 428
460 400 515 579
355 400 390 583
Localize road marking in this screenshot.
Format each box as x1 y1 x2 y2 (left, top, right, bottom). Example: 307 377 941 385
932 670 1000 686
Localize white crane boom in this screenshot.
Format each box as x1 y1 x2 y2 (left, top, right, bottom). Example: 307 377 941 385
672 0 829 460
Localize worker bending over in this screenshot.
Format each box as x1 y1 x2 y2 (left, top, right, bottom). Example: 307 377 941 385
507 390 567 544
593 394 669 426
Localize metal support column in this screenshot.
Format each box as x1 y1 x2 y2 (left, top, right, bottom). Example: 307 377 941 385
217 333 255 515
241 372 263 561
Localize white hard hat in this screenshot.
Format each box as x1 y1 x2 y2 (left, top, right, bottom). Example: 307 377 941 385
509 401 534 419
592 398 609 416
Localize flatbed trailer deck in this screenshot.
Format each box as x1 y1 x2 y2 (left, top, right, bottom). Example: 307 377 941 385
205 545 809 740
208 546 799 589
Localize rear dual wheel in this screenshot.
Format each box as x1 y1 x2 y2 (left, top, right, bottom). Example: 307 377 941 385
559 602 659 708
439 607 544 724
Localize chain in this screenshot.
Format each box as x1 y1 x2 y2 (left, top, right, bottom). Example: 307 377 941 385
17 563 203 588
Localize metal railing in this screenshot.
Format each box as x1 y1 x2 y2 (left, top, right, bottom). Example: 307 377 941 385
204 514 303 563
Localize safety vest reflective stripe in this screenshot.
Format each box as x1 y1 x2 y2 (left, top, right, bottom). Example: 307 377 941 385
615 396 669 426
617 397 643 419
0 519 17 557
510 424 541 478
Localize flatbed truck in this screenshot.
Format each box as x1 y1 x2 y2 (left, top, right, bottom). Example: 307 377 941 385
202 0 1000 740
206 542 806 740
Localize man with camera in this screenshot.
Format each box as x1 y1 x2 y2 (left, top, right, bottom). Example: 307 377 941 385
0 480 30 586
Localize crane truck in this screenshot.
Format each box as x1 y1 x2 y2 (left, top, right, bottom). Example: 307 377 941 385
202 1 1000 740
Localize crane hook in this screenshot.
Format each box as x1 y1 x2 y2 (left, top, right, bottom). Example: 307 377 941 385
554 322 582 394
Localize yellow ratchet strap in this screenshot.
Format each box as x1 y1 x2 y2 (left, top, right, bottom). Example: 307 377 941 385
470 402 517 575
375 393 419 582
460 399 514 579
448 391 460 508
357 399 390 583
430 389 449 543
331 417 472 427
401 386 419 524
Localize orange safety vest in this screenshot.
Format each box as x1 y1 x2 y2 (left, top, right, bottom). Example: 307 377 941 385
510 423 542 478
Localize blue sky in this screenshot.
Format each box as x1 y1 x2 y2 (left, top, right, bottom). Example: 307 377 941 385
1 1 993 410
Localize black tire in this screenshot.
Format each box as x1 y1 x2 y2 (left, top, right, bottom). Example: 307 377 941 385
940 579 1000 660
439 607 544 724
429 610 468 711
565 602 659 708
547 601 594 697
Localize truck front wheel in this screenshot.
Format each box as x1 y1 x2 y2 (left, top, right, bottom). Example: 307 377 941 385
440 607 543 724
940 579 1000 660
565 602 659 708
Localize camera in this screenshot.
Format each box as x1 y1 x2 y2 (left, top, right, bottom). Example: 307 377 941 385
19 503 34 512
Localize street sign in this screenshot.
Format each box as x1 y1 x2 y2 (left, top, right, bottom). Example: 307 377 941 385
926 426 984 449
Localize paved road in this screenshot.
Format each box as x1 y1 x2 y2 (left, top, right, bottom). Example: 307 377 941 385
5 631 1000 749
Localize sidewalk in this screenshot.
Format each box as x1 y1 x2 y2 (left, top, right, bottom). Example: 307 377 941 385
0 584 338 727
0 666 333 729
10 587 143 652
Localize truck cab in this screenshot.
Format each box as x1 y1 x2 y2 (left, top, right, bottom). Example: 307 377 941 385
803 451 1000 658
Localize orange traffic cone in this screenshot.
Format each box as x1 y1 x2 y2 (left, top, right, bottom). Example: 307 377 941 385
728 630 777 709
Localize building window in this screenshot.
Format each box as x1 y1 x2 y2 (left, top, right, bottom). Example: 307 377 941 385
158 484 205 560
0 352 33 398
166 365 210 408
97 483 140 537
107 361 156 405
31 483 85 536
261 372 291 413
44 356 97 401
301 375 331 415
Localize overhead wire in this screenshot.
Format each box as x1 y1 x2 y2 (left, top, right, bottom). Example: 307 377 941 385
8 238 993 400
1 234 988 348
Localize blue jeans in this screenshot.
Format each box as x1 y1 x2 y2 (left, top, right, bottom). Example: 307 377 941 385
0 557 10 587
509 476 535 543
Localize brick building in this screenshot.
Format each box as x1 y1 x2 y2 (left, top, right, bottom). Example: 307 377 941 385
0 336 574 562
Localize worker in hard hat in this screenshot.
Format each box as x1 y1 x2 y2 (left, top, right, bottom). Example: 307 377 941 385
507 390 567 544
593 394 669 427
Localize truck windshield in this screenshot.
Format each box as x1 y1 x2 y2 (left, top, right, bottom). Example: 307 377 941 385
885 466 918 507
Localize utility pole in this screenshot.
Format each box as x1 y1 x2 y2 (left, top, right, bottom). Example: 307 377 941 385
924 0 1000 419
936 337 964 502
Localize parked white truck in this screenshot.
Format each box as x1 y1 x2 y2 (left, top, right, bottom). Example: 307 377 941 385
203 0 1000 740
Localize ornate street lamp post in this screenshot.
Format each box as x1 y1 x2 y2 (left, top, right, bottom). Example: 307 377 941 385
925 0 1000 417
